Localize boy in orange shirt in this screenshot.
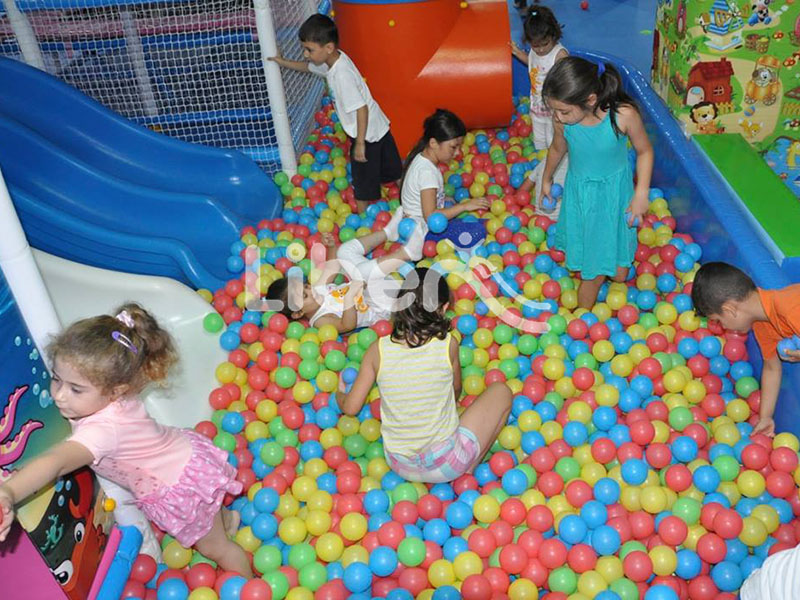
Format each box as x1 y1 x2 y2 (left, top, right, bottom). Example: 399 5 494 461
691 262 800 436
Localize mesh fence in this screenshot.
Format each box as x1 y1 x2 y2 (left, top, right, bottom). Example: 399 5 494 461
0 0 325 174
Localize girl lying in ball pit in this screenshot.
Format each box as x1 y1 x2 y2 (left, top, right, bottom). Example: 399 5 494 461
265 208 424 335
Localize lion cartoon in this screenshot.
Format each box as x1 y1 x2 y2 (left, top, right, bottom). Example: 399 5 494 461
690 102 724 134
744 56 780 105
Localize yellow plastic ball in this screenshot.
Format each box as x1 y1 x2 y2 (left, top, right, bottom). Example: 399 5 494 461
305 509 332 536
640 486 668 514
339 512 368 542
473 495 501 523
188 588 218 600
428 559 456 588
650 546 677 577
453 551 483 580
774 433 800 452
751 505 780 533
577 570 607 598
341 545 369 567
286 588 314 600
234 526 261 552
508 577 539 599
740 516 768 546
543 357 566 381
595 384 620 407
592 340 615 363
518 409 543 432
316 532 344 562
162 540 193 569
278 516 307 545
738 470 766 498
596 556 623 583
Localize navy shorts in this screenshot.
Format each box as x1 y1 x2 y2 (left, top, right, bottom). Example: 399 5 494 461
350 131 403 202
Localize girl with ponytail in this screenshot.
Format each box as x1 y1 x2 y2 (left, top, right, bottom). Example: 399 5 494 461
399 109 489 253
539 56 654 309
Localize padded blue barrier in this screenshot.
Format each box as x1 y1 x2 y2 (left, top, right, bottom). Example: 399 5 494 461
0 56 282 291
513 48 800 436
97 526 143 600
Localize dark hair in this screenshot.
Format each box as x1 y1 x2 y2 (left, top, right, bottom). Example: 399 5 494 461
402 109 466 187
542 56 638 136
265 277 296 318
392 268 452 348
691 262 757 318
299 14 338 46
523 3 562 44
48 303 177 394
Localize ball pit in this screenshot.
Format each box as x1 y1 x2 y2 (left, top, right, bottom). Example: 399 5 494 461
123 94 800 600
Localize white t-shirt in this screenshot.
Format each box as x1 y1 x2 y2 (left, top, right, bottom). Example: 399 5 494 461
308 51 390 142
401 154 445 225
528 43 567 117
310 282 391 329
740 544 800 600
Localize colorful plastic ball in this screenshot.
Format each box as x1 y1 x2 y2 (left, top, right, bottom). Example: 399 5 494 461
398 537 426 567
342 562 372 593
592 525 622 556
369 546 398 577
157 578 190 600
711 561 743 593
644 585 679 600
427 213 449 234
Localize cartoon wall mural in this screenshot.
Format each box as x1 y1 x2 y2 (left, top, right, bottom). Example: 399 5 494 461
654 0 800 200
0 268 112 599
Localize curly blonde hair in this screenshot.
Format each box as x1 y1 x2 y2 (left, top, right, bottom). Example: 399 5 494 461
47 303 178 394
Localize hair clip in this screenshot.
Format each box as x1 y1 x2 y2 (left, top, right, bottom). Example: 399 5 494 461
112 331 138 354
597 62 606 77
115 310 135 328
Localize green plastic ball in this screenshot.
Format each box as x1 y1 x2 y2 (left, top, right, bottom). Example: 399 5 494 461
203 313 224 333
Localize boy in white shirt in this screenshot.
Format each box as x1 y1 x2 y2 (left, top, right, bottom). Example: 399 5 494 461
270 14 403 214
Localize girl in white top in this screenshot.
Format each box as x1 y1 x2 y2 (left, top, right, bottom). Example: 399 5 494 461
401 109 490 250
337 267 512 483
511 4 569 218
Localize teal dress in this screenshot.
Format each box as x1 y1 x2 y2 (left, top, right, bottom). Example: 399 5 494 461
553 112 637 280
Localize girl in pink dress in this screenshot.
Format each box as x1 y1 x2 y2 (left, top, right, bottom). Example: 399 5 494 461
0 303 251 577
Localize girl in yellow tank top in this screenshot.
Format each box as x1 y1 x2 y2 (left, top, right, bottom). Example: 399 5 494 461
336 268 513 483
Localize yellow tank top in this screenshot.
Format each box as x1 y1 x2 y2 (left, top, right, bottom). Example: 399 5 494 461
376 333 459 458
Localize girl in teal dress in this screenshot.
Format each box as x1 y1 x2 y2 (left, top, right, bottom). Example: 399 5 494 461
538 56 654 309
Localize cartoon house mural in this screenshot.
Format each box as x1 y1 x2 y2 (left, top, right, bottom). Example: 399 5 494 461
686 58 734 111
706 0 745 51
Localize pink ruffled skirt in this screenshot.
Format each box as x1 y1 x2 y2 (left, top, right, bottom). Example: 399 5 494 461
135 431 242 547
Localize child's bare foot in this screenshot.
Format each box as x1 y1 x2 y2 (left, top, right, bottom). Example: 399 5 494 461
222 508 240 538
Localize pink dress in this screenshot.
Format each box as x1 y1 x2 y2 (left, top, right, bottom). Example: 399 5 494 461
69 397 241 546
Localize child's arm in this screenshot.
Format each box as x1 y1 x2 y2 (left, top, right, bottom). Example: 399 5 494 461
268 55 310 72
421 189 490 222
311 233 342 288
0 441 93 542
753 356 782 436
620 106 654 224
313 280 365 334
338 341 379 415
539 120 567 205
450 336 462 400
509 41 528 63
353 106 368 163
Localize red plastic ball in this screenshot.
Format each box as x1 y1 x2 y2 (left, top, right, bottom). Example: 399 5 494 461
538 538 568 569
622 551 653 582
461 574 493 600
658 515 688 546
696 533 727 564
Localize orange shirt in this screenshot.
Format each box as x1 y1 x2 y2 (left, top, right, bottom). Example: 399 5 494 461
753 286 800 359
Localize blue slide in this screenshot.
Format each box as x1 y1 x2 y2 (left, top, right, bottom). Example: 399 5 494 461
0 56 282 291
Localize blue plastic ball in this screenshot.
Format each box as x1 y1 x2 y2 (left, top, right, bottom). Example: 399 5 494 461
550 183 563 198
219 576 247 600
711 561 743 593
427 212 448 234
369 546 398 577
558 514 588 544
446 501 473 530
343 562 372 593
621 458 648 485
398 218 417 240
592 524 621 555
253 487 280 513
157 578 189 600
644 585 678 600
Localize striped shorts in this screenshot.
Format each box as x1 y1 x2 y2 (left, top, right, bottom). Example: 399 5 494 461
385 427 480 483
